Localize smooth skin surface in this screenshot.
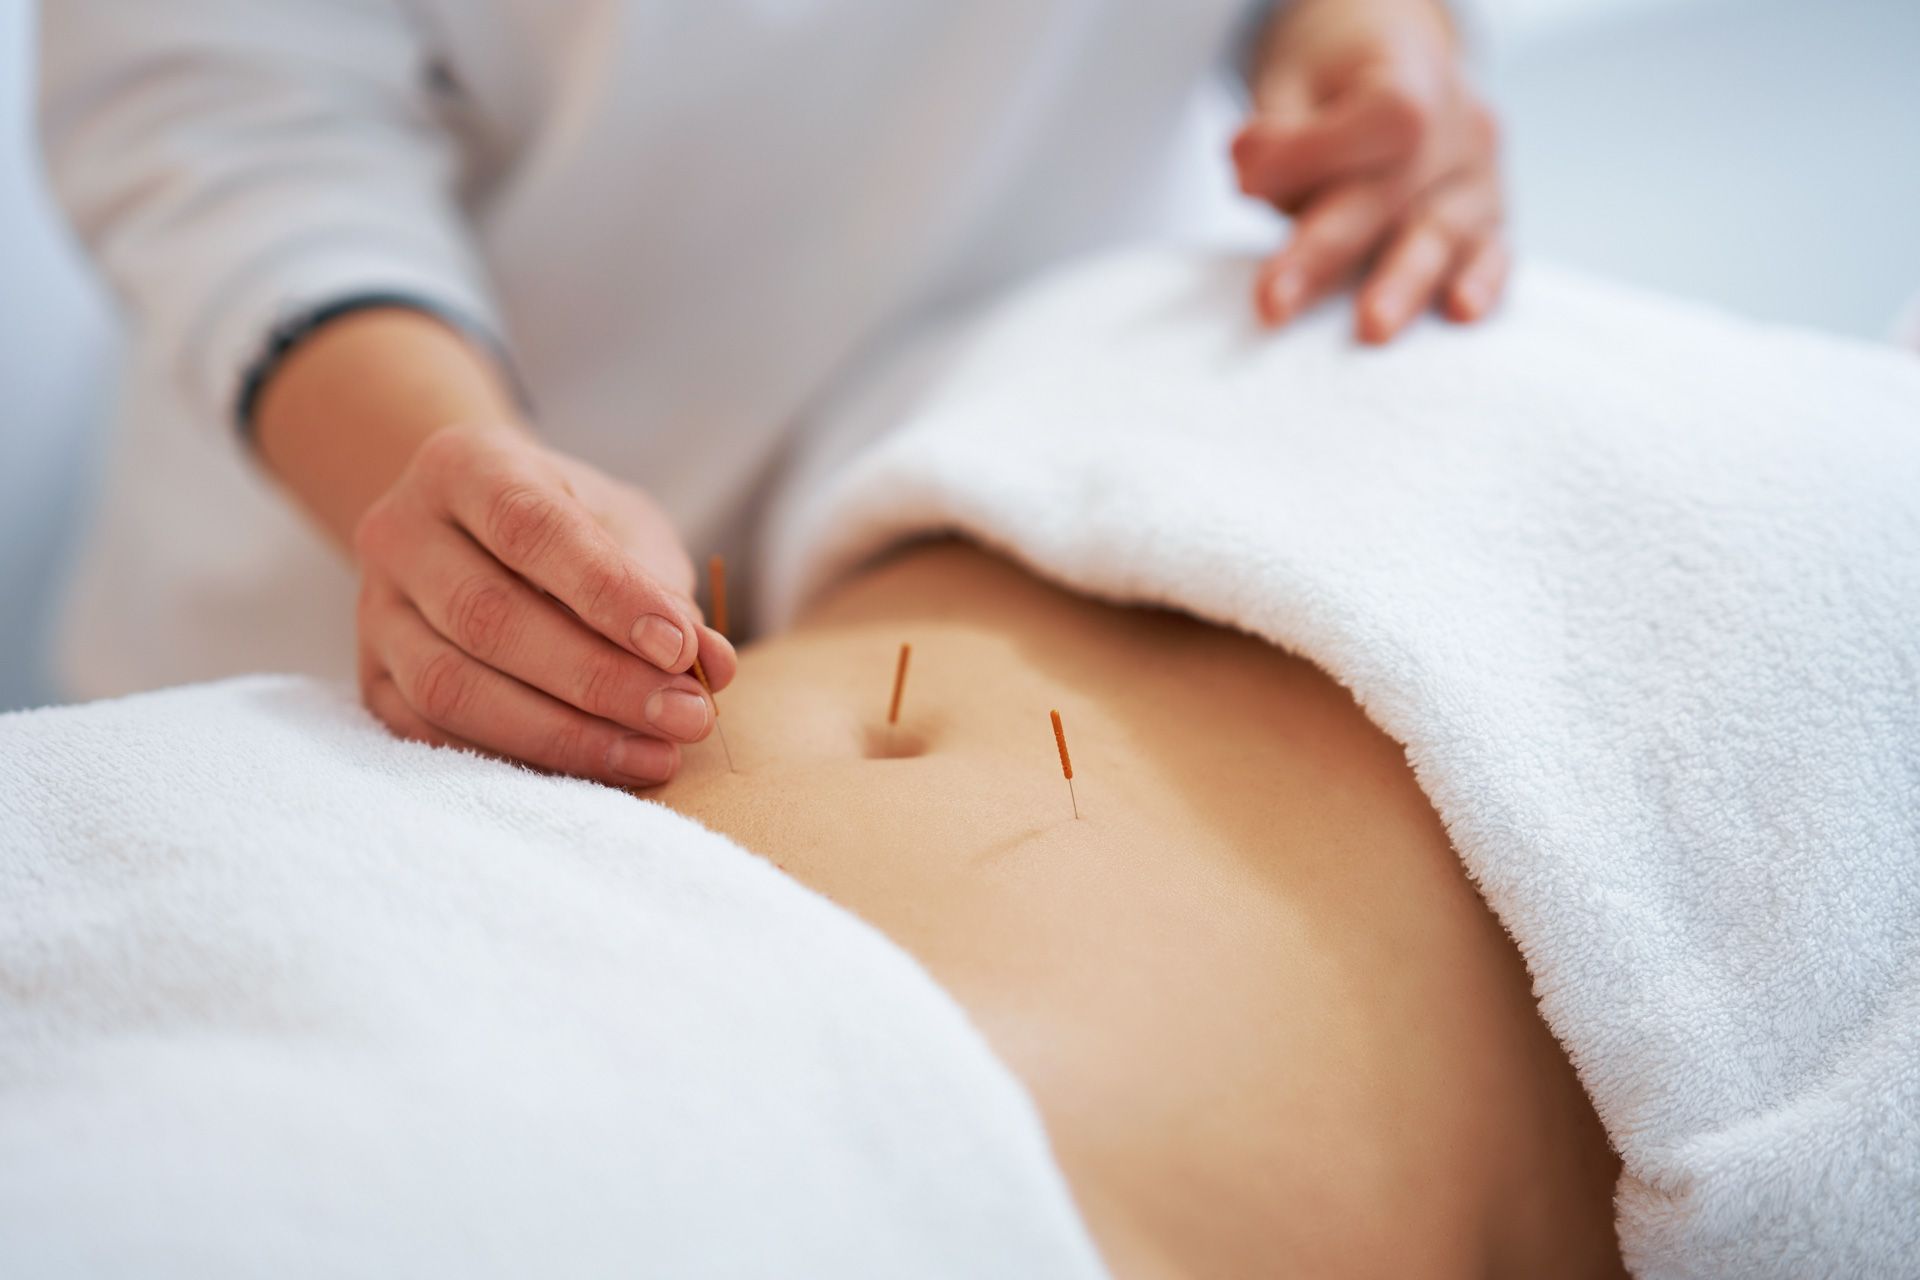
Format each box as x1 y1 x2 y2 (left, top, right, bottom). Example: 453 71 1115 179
657 541 1622 1280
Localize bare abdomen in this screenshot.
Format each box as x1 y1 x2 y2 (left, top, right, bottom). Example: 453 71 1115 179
658 542 1623 1279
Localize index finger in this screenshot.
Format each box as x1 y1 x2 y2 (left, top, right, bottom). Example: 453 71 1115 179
438 448 701 674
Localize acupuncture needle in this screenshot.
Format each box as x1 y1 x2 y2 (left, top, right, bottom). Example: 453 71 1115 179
691 655 735 773
1050 708 1079 820
886 642 911 754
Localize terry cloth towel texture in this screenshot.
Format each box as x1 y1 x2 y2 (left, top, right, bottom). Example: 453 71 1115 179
0 677 1108 1279
763 250 1920 1280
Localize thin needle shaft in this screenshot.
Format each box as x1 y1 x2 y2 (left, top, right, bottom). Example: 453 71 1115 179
692 656 735 773
887 642 911 752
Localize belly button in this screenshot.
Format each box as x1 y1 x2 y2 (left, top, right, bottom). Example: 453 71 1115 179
864 722 930 760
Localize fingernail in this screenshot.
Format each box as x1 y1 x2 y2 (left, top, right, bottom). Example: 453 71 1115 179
1269 268 1304 322
1365 291 1404 340
631 615 686 669
701 628 737 683
607 734 675 785
644 687 711 741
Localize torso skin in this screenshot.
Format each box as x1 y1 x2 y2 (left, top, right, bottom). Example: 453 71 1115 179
657 541 1624 1279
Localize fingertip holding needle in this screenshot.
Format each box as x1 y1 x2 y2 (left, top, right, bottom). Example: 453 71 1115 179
691 654 735 773
887 642 911 751
1050 708 1078 820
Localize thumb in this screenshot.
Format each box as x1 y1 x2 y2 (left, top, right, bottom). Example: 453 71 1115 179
1234 69 1427 210
1232 69 1311 201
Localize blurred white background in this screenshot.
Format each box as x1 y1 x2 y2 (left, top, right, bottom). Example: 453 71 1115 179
2 0 1917 710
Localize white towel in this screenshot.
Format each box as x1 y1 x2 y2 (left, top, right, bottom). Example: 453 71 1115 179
764 251 1920 1279
0 677 1108 1278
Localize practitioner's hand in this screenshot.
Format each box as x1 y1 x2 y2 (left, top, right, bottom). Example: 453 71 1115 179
352 424 736 787
1234 0 1507 343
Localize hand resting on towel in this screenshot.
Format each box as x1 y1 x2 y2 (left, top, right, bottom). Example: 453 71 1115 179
1236 0 1506 342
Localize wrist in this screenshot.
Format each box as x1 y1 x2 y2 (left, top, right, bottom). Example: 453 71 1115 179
252 306 524 548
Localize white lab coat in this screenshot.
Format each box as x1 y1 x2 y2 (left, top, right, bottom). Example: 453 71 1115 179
39 0 1263 697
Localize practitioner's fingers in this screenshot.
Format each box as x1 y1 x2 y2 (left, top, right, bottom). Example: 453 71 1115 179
351 426 733 782
359 613 491 757
693 625 739 694
1236 0 1505 341
407 428 704 674
1356 221 1453 344
374 590 684 788
1254 176 1404 327
1233 80 1427 213
1356 168 1501 343
361 669 485 756
1443 238 1511 324
365 665 683 790
389 518 715 743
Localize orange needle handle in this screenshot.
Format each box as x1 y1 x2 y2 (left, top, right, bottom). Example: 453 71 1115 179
889 643 912 725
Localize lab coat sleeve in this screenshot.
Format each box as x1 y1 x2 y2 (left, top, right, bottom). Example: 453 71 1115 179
37 0 501 436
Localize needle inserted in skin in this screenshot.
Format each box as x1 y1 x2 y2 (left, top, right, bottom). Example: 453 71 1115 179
1050 708 1078 820
886 642 911 752
691 655 735 773
708 554 728 638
